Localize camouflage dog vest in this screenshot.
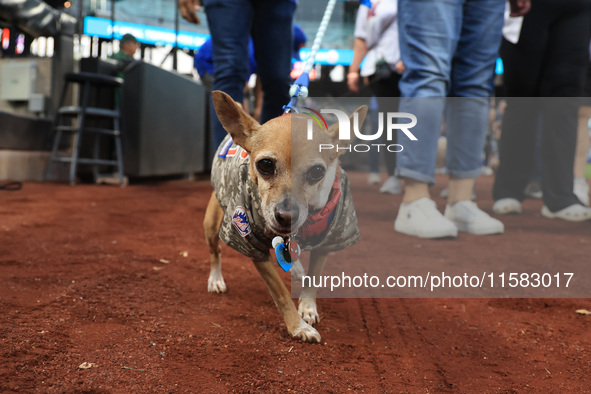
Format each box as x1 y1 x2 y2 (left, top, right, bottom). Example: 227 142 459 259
211 135 361 262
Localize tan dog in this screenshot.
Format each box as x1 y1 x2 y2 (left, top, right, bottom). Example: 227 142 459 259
204 91 367 342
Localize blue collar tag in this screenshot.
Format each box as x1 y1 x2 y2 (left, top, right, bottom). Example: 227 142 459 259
275 242 293 272
272 236 301 272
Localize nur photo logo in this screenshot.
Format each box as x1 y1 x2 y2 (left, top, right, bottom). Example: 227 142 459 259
302 107 418 153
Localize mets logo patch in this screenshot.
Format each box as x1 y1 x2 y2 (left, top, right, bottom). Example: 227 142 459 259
232 206 251 237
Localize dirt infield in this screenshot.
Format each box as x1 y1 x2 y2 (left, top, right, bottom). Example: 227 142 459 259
1 173 590 392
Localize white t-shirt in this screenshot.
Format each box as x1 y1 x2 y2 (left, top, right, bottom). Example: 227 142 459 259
354 0 400 77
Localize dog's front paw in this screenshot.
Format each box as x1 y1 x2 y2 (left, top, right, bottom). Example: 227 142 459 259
292 319 321 343
290 259 305 281
298 298 319 325
207 271 227 293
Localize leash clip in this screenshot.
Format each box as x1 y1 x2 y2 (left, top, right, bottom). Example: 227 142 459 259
283 71 310 113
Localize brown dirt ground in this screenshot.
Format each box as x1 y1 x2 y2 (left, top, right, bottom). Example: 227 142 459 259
1 173 590 393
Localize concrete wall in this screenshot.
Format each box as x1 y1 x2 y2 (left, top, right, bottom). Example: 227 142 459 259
0 150 68 181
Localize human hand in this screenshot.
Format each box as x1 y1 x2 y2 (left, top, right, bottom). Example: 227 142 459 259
508 0 531 16
347 72 360 93
394 60 405 74
179 0 202 24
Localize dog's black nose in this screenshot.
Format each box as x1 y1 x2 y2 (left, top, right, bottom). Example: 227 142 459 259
274 200 299 227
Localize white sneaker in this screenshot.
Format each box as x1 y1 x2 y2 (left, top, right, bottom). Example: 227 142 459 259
492 198 522 215
541 204 591 222
574 177 590 206
368 172 381 185
379 176 402 194
445 201 504 235
395 198 458 239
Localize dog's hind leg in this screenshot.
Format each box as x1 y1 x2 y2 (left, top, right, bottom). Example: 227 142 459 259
254 259 321 343
204 192 226 293
298 250 328 326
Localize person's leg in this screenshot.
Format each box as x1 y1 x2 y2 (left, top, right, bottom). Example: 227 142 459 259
523 117 543 200
204 0 253 149
493 98 539 203
539 100 583 211
371 73 402 176
251 0 296 123
574 106 591 205
396 0 462 190
394 0 461 238
438 0 506 234
444 97 487 205
367 74 402 192
201 72 214 163
575 105 591 179
445 0 505 204
492 5 551 204
366 96 381 183
573 29 591 207
538 0 591 212
378 95 403 193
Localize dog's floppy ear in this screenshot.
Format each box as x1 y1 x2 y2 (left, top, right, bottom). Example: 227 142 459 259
327 105 368 156
212 90 261 152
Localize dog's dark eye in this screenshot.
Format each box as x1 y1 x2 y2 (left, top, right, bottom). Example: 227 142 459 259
256 159 276 176
306 165 325 183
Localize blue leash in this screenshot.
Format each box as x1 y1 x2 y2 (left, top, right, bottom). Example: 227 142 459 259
276 0 371 271
283 0 372 114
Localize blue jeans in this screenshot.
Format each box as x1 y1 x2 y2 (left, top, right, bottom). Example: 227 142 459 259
395 0 505 184
204 0 296 151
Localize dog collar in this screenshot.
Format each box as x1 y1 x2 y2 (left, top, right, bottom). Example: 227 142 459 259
272 173 342 272
300 173 341 241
